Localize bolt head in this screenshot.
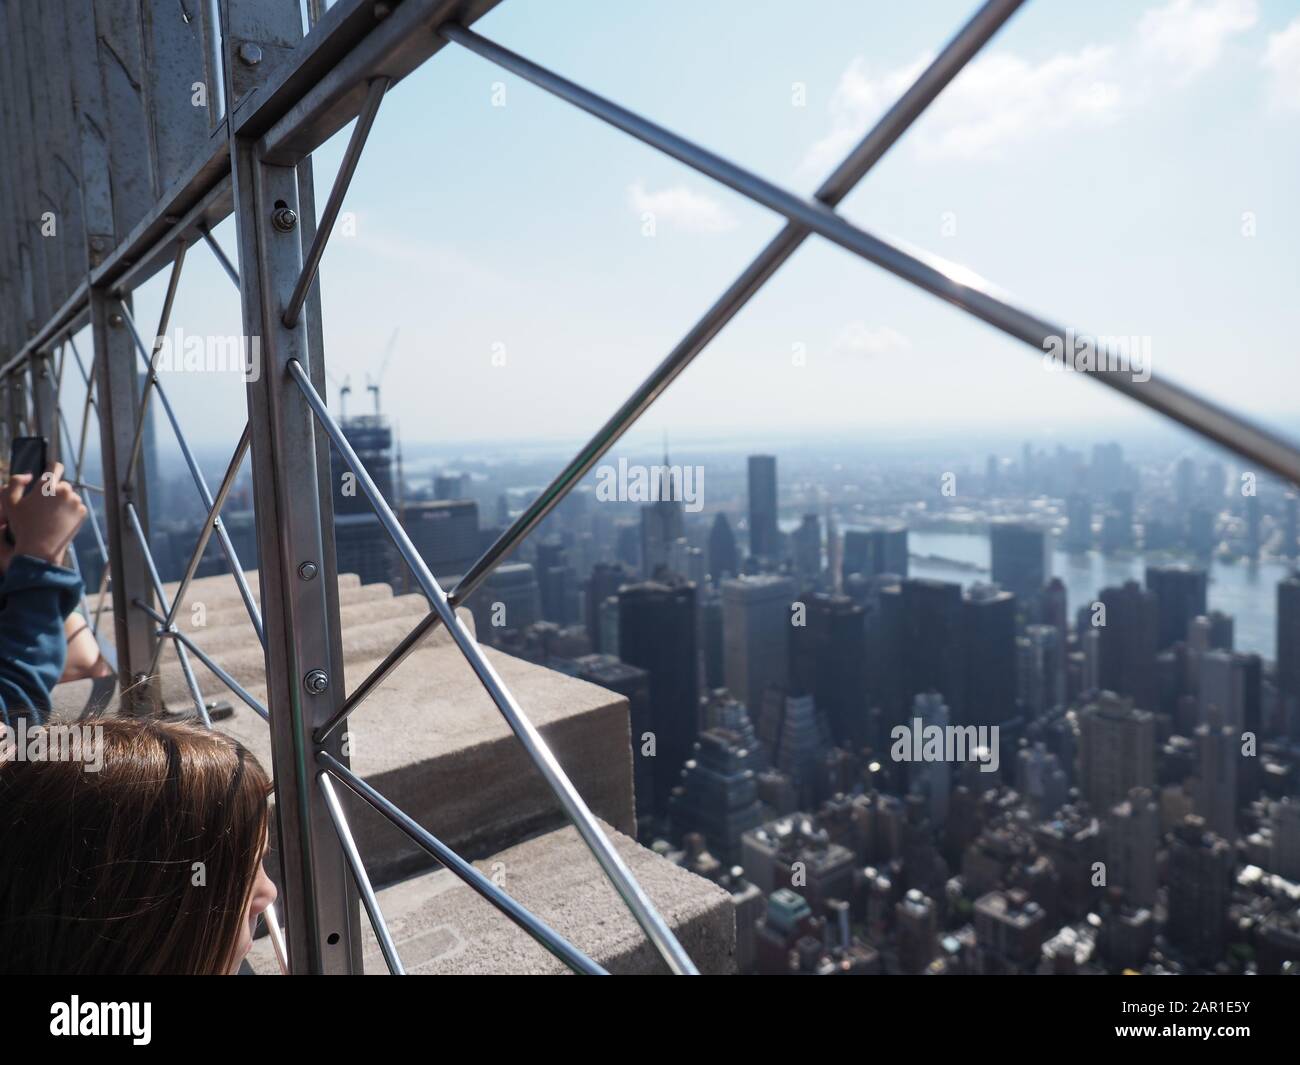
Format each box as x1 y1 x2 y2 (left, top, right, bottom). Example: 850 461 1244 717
298 560 319 581
305 669 330 695
109 313 124 328
238 42 263 66
272 206 298 232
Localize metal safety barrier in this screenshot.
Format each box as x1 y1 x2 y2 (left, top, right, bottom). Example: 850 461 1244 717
2 0 1298 976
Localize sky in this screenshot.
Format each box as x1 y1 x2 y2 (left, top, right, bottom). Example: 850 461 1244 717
103 0 1300 459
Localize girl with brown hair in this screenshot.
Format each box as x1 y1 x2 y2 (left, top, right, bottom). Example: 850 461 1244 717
0 717 278 974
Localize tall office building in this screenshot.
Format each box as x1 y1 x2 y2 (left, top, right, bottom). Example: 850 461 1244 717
880 578 965 726
792 514 821 582
990 521 1050 604
1078 692 1156 812
707 513 739 584
747 455 779 560
669 728 764 865
1166 816 1233 966
1106 787 1158 908
330 413 398 585
1195 709 1237 842
1097 580 1159 712
789 593 867 748
570 654 654 825
909 692 952 826
433 471 466 500
639 459 684 578
722 574 796 712
618 580 700 819
1145 564 1208 649
473 562 541 635
1017 624 1065 718
842 525 909 580
962 584 1017 728
583 561 630 652
402 498 479 582
1271 797 1300 882
1279 574 1300 717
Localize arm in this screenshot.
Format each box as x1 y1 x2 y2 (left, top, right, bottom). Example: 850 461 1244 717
0 556 83 727
0 465 89 726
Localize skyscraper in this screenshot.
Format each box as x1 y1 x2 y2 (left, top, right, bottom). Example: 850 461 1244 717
1166 816 1233 967
1145 563 1208 649
618 580 700 819
1097 580 1159 712
880 578 965 726
722 574 796 711
403 498 480 582
1106 787 1158 908
1195 708 1237 842
747 455 779 560
1278 574 1300 717
842 525 909 580
990 521 1050 604
789 592 867 748
1079 692 1155 812
962 584 1017 728
707 513 739 584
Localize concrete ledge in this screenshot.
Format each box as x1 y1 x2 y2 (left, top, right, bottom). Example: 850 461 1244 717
220 634 637 880
247 823 736 975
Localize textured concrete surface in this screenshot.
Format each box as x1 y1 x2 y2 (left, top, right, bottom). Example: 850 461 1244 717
246 823 736 975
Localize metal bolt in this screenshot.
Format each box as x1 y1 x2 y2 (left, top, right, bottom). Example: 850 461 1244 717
298 560 319 581
109 313 124 327
272 206 298 232
304 669 330 695
238 42 263 66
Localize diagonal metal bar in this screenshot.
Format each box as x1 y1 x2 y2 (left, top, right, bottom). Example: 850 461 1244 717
125 503 212 727
146 423 253 677
282 77 390 330
199 224 241 288
136 599 270 722
318 753 606 975
58 406 109 566
117 302 266 647
318 772 405 975
123 244 189 497
290 359 697 975
263 901 289 975
326 0 1030 733
440 22 1300 488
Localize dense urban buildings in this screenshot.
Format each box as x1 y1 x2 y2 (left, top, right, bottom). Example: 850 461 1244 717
143 427 1300 976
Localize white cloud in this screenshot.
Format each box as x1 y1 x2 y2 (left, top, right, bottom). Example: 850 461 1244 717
626 181 738 234
1137 0 1258 80
832 322 912 358
1262 16 1300 110
801 45 1121 170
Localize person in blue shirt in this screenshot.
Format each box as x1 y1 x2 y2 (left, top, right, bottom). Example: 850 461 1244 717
0 462 88 727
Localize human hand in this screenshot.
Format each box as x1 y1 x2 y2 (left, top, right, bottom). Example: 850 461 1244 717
2 462 88 567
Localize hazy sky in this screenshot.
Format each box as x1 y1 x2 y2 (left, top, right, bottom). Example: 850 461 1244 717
89 0 1300 459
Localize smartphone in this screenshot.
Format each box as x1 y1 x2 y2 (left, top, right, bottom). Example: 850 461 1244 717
4 436 48 546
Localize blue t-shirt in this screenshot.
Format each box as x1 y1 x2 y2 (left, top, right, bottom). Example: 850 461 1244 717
0 556 83 727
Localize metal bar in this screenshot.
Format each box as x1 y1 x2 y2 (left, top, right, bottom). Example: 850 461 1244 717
200 223 240 287
59 405 110 567
263 901 289 975
318 773 405 975
136 600 270 722
122 244 189 497
117 301 266 646
324 0 1030 731
146 423 253 678
125 503 212 728
291 359 698 975
224 12 360 966
441 22 1300 488
91 290 160 712
318 753 606 975
282 76 389 329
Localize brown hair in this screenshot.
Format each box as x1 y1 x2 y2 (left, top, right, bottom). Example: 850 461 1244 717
0 717 271 974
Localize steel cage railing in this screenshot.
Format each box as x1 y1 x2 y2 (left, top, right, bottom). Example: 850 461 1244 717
3 0 1299 977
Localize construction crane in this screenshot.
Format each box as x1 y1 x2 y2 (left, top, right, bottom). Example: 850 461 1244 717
325 368 352 420
367 327 399 416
